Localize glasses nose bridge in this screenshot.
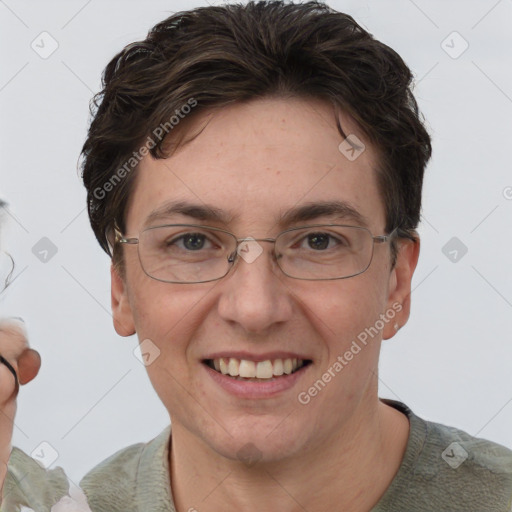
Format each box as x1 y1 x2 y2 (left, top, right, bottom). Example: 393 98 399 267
229 236 280 267
235 236 278 255
236 236 276 244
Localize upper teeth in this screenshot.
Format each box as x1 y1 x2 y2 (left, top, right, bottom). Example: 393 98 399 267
213 357 304 379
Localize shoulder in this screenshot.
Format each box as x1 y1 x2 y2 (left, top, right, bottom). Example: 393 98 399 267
420 418 512 510
79 426 172 512
377 400 512 512
417 410 512 475
425 416 512 474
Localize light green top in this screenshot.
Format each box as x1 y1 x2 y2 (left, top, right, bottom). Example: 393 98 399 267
2 400 512 511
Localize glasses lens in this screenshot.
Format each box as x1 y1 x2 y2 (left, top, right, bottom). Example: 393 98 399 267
138 225 235 283
276 225 373 280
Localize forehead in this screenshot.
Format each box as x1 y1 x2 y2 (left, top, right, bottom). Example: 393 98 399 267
125 98 386 233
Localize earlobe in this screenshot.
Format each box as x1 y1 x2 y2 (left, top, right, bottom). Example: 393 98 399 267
111 265 136 336
382 237 420 340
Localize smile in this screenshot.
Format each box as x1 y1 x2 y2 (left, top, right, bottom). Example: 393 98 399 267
204 357 312 380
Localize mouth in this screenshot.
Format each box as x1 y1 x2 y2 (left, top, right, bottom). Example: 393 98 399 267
203 357 312 381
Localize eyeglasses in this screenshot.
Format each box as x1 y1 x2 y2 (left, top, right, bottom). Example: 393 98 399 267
115 224 397 284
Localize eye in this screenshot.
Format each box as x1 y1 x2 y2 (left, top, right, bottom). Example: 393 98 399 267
299 231 346 251
169 232 213 251
305 232 330 250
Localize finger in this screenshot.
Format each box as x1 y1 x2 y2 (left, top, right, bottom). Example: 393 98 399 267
0 356 17 384
0 356 18 400
0 319 28 362
18 348 41 385
0 362 19 404
0 319 41 385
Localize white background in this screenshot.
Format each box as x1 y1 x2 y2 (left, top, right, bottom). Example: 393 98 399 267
1 0 511 485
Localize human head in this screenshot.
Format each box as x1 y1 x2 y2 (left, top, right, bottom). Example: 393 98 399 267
80 1 430 466
81 0 431 270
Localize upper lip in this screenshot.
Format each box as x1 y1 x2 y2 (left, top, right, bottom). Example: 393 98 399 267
202 351 312 362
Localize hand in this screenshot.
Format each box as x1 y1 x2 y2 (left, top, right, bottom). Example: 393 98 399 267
0 318 41 498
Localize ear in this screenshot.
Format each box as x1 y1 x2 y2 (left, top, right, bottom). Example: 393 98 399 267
111 265 136 336
382 236 420 340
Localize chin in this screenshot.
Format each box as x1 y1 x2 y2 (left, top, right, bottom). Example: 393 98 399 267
201 415 310 466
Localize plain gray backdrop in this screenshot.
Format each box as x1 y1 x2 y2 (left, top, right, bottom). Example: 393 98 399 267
1 0 511 484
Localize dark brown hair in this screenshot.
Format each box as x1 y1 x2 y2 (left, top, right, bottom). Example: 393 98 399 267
81 0 431 267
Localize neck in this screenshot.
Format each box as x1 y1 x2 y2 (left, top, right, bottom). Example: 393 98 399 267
169 398 409 512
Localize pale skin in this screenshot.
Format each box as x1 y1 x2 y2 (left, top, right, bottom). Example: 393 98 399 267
111 98 420 511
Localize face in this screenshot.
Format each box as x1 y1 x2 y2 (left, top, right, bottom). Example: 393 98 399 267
112 98 418 464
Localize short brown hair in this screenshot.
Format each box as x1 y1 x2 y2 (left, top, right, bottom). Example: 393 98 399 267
81 0 431 266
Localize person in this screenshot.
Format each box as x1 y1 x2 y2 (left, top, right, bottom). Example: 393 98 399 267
1 1 511 510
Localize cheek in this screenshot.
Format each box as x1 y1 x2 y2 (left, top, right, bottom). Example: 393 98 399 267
124 249 188 337
129 283 198 347
127 283 201 411
304 272 389 347
125 267 215 374
292 278 388 426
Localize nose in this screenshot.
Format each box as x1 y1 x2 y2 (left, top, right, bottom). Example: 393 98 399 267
217 240 293 334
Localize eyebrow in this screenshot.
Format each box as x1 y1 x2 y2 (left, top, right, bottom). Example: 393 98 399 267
144 200 234 227
144 199 369 229
278 200 369 228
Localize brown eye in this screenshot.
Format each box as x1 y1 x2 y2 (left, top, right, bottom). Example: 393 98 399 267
306 233 331 250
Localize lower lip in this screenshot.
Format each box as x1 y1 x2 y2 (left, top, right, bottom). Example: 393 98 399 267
203 362 311 399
